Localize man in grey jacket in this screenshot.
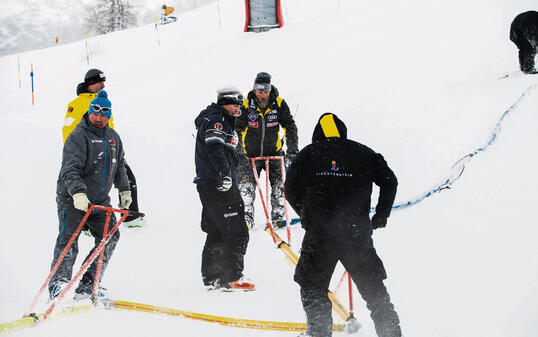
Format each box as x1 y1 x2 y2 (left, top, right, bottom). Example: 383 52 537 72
49 90 131 300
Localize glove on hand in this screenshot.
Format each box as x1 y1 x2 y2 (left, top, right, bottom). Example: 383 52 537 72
216 172 232 192
284 151 297 168
119 190 132 209
371 213 388 229
73 192 91 212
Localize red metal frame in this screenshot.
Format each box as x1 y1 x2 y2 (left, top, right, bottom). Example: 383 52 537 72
24 205 129 323
243 0 250 32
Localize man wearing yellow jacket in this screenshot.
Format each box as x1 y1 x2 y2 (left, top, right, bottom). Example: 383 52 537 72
62 69 145 227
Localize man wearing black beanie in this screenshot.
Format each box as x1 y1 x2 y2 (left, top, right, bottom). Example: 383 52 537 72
235 72 298 230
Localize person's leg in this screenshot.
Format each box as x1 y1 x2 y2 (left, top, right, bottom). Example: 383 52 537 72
343 248 402 337
48 207 83 296
238 158 257 227
76 211 120 294
197 184 223 286
515 33 537 73
294 232 339 337
268 157 285 223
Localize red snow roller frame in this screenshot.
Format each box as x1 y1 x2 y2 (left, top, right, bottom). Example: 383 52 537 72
23 205 131 324
250 156 291 244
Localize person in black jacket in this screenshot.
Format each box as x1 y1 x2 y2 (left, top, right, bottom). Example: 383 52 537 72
510 11 538 74
193 87 255 291
285 113 402 337
235 72 298 229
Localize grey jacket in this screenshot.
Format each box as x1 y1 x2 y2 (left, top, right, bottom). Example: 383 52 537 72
56 113 129 208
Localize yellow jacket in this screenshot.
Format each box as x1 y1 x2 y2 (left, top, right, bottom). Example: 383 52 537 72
62 92 114 145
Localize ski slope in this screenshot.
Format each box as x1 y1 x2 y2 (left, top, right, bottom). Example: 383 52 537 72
1 0 537 336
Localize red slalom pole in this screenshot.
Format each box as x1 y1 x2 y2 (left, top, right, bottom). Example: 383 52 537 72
347 272 354 313
39 206 128 323
250 158 276 243
24 205 95 317
92 210 111 298
279 157 291 243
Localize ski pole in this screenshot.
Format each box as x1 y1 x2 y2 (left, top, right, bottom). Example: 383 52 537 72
30 64 34 105
92 210 112 298
154 17 161 47
41 206 129 323
17 54 21 88
251 158 276 242
24 205 95 317
84 32 89 65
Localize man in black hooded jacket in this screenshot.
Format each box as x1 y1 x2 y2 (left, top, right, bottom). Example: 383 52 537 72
510 11 538 74
193 87 255 291
285 113 402 337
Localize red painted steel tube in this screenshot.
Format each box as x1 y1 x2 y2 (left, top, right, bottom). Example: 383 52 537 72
250 158 276 243
92 210 111 298
24 205 96 317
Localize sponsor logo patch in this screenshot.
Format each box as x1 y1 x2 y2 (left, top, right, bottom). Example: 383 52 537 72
109 139 116 146
331 160 339 171
68 107 73 113
267 122 278 127
214 123 223 131
248 113 258 121
268 115 278 121
248 122 259 128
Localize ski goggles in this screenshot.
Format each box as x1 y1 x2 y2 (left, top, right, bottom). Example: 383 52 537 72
219 93 244 105
253 83 271 92
90 104 111 113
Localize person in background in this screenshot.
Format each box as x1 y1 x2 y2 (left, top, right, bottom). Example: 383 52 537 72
193 86 255 292
285 113 402 337
235 72 298 229
510 11 538 74
63 68 145 228
50 90 131 300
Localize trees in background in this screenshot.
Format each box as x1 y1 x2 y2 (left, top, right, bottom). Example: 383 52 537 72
85 0 139 35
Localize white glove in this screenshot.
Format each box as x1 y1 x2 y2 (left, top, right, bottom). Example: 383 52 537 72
119 190 132 209
73 192 90 212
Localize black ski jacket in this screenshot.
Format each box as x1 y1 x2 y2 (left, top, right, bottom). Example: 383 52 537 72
510 11 538 47
194 103 240 185
236 86 298 157
285 113 397 247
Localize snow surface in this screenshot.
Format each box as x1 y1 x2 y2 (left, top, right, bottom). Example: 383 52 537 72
1 0 538 336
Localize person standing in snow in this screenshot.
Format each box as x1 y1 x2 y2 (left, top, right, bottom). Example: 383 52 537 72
510 11 538 74
193 87 255 291
50 90 131 300
285 113 402 337
235 72 298 229
63 68 145 228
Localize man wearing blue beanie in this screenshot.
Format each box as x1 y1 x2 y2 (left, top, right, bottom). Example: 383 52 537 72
49 90 132 300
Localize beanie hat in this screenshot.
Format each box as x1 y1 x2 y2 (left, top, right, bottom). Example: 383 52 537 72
88 90 112 119
84 68 106 85
217 86 244 105
312 113 348 142
253 72 271 92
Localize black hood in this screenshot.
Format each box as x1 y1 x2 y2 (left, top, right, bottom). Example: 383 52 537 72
312 113 347 142
76 82 93 95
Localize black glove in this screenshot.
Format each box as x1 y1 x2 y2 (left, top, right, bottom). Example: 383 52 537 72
284 151 297 168
371 214 387 229
216 172 232 192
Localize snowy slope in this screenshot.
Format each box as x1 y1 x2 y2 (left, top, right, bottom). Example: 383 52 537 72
1 0 538 336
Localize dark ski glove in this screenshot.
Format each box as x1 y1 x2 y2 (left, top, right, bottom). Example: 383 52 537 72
216 172 232 192
284 151 297 168
371 214 387 229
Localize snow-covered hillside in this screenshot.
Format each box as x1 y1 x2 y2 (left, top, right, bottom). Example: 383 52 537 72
1 0 537 336
0 0 217 57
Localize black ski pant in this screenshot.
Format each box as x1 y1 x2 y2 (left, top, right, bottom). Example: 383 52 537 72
237 152 285 221
197 183 249 285
49 206 120 295
511 29 538 72
294 232 401 337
